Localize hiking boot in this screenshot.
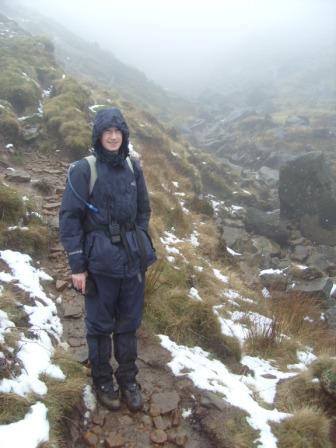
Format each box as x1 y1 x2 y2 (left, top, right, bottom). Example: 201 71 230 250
95 381 120 411
121 383 143 412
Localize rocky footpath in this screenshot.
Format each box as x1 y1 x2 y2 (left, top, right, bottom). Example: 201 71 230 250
0 150 226 448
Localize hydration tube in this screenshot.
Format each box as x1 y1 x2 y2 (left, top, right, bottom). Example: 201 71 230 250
67 164 99 214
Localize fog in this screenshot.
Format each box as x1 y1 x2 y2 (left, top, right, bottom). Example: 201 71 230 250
9 0 336 95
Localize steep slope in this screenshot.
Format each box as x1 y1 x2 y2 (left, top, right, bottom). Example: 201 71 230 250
0 0 195 125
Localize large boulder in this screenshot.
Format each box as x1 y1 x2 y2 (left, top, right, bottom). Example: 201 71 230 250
244 207 289 245
279 152 336 229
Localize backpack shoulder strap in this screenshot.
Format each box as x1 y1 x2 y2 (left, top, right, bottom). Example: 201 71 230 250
126 156 134 174
84 155 134 195
84 154 97 195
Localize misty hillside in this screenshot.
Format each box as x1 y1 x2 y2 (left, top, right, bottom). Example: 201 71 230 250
1 6 336 448
0 0 195 124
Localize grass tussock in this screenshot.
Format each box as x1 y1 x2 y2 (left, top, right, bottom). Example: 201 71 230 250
0 290 28 329
144 262 241 363
276 355 336 417
244 316 298 364
241 289 336 363
0 184 24 224
41 349 86 446
272 407 332 448
0 393 32 424
0 224 51 257
267 292 336 355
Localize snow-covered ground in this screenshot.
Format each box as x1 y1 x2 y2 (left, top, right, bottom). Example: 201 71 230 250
156 224 318 447
0 250 91 447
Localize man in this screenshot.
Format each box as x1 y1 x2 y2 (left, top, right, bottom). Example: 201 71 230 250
59 107 156 411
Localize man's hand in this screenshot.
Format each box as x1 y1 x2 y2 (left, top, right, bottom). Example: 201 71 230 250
72 272 88 294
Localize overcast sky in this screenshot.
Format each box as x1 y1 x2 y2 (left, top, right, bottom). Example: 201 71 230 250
10 0 336 93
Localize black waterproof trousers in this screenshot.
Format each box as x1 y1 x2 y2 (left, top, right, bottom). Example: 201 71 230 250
85 273 144 387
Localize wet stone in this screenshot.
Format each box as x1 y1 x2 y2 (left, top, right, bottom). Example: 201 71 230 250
68 337 86 347
91 424 104 436
5 170 31 183
43 201 61 210
149 403 161 417
104 432 125 448
63 300 83 318
151 391 180 414
118 415 133 426
153 415 165 430
92 413 105 426
150 429 167 445
175 430 188 446
82 431 98 447
55 280 68 292
141 415 152 427
171 408 180 427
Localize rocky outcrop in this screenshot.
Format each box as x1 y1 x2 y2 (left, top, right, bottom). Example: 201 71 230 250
279 152 336 245
244 207 289 245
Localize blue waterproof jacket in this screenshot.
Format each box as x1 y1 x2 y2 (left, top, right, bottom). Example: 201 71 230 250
59 108 156 278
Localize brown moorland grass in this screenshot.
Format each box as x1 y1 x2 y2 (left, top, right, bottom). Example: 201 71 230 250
0 393 32 424
144 261 241 363
272 407 332 448
41 349 86 447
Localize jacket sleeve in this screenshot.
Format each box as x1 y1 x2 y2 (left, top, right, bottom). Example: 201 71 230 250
59 159 90 273
133 159 151 231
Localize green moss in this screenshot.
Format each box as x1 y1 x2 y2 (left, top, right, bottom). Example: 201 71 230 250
0 69 41 113
43 78 92 158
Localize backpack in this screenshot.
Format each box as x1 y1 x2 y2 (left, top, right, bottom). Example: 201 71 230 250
84 154 134 195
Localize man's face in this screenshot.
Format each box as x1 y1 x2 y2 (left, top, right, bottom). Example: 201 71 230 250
100 127 123 152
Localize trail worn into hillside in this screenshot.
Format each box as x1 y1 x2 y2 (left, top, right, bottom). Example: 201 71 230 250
1 152 227 448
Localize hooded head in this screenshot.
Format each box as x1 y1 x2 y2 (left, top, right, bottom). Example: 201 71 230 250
92 107 130 159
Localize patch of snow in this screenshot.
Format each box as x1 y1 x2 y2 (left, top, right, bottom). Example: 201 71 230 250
166 246 180 255
182 408 192 418
0 250 64 397
159 335 289 448
194 266 203 272
188 231 200 247
262 287 271 299
0 310 15 344
259 268 284 276
188 287 203 302
223 289 242 300
166 256 176 263
5 143 14 149
160 230 183 245
242 356 296 403
288 349 317 370
83 385 96 412
227 246 242 256
171 151 180 158
330 283 336 297
172 181 179 188
0 402 49 448
128 141 140 159
213 268 228 283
